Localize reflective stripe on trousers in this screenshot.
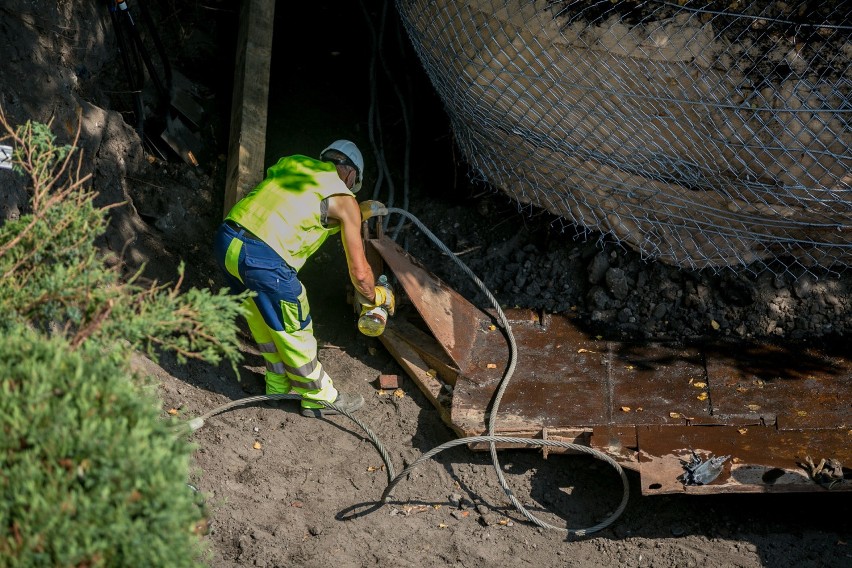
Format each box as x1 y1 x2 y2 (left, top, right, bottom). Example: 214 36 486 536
213 222 337 408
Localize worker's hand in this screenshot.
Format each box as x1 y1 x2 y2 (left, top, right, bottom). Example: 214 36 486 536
359 200 388 222
355 281 395 316
373 283 396 316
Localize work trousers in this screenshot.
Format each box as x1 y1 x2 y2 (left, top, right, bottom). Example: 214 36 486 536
213 221 337 408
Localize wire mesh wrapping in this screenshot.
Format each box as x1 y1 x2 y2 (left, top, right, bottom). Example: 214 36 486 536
394 0 852 275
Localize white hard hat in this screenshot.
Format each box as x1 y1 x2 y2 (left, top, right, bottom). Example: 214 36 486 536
321 139 364 193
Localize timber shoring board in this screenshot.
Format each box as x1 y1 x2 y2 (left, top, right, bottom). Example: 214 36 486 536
223 0 275 216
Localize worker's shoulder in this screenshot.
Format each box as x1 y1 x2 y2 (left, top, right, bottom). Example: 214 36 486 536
267 154 334 176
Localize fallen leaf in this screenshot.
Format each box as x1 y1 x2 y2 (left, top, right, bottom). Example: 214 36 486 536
438 523 448 529
625 365 635 370
377 390 388 396
426 369 437 377
486 363 497 369
393 389 405 398
291 501 303 508
488 324 496 331
692 382 707 389
669 412 682 419
620 406 631 412
710 319 720 330
747 404 761 411
433 504 442 510
738 428 748 435
167 408 179 415
367 466 380 472
595 335 603 340
577 348 596 354
635 407 644 412
252 441 262 450
736 386 748 393
796 410 808 417
697 392 708 401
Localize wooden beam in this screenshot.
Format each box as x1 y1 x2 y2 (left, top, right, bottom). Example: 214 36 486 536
223 0 275 217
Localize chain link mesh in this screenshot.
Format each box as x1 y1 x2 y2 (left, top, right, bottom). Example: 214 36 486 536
395 0 852 275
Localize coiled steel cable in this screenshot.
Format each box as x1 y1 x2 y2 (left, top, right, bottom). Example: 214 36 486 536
190 208 629 536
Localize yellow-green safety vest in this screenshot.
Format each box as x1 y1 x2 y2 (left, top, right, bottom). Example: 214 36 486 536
226 155 354 271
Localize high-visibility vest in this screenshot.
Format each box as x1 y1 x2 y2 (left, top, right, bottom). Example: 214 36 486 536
226 155 354 271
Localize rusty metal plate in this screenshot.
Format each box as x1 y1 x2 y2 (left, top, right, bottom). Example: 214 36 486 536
608 342 709 426
705 341 852 428
636 425 852 494
369 237 489 372
450 312 611 435
370 235 852 494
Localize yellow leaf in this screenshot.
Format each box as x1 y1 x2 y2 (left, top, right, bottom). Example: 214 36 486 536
377 390 388 396
747 404 761 411
669 412 682 419
486 363 497 369
367 466 379 472
620 406 631 412
710 320 720 330
738 428 748 435
796 410 808 417
692 382 707 389
167 408 179 415
488 324 496 331
697 392 708 401
438 523 448 529
736 386 748 393
393 389 405 398
577 348 596 354
252 441 262 450
426 369 437 377
625 365 635 370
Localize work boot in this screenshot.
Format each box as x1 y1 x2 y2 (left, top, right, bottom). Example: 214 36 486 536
301 392 364 417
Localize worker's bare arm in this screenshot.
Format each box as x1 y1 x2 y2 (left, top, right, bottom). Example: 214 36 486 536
326 194 376 301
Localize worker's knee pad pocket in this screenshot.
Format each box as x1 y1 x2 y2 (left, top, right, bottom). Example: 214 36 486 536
280 285 310 333
243 253 284 292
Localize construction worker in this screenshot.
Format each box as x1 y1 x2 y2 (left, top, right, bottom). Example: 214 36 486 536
213 140 393 417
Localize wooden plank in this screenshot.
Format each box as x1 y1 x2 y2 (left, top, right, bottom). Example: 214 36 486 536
379 327 460 436
389 316 460 385
223 0 275 217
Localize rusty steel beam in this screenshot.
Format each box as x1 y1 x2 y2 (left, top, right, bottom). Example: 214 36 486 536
366 236 852 495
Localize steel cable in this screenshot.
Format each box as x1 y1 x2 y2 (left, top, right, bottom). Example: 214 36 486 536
190 208 629 536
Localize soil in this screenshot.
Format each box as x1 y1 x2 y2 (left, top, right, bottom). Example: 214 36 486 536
2 1 851 567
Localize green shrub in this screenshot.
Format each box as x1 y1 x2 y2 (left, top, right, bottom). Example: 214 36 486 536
0 329 206 566
0 115 247 566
